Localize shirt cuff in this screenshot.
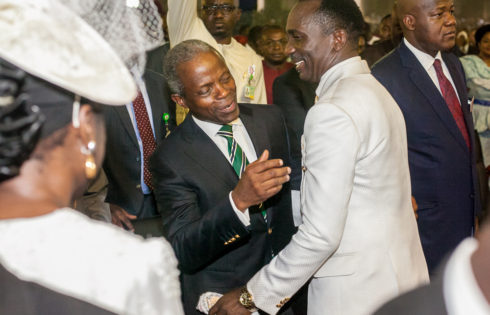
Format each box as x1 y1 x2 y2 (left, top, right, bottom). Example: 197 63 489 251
229 191 250 226
291 190 302 227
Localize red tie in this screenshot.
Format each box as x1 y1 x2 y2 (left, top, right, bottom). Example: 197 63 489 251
133 91 157 190
433 59 470 148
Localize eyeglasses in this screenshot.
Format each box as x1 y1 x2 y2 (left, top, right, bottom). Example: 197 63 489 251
202 4 236 15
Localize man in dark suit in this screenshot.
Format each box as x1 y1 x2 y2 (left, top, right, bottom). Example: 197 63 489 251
272 68 316 191
371 0 480 274
0 264 115 315
103 46 176 230
150 39 299 315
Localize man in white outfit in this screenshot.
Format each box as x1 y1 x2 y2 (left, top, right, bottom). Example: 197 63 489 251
167 0 267 104
211 0 429 314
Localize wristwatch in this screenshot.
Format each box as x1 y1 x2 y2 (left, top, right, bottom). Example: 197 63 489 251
239 286 256 311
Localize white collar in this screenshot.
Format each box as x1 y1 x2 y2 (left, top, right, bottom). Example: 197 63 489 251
315 56 369 100
443 238 490 315
404 38 443 72
192 115 243 139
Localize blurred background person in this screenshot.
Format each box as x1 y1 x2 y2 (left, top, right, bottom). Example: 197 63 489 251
257 25 293 104
455 30 470 56
368 14 392 44
247 25 265 53
168 0 267 105
0 0 183 314
362 5 403 66
461 24 490 185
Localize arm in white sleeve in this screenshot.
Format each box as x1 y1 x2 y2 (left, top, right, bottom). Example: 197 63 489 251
246 103 360 314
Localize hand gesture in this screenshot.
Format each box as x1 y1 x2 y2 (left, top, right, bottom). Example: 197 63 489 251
232 150 291 211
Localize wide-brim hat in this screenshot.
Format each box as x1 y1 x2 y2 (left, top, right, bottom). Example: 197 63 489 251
0 0 137 105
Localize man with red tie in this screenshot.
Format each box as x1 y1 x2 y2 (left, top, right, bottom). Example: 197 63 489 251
103 70 176 231
372 0 480 274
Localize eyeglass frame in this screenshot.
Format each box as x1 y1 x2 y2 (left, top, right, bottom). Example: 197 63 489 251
202 4 236 16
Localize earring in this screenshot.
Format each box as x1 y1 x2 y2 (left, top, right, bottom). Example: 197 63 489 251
81 141 96 179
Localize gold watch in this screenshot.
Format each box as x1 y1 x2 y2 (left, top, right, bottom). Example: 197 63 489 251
238 287 256 310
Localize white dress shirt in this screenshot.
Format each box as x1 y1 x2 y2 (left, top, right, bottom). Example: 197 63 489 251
193 116 257 226
443 238 490 315
404 38 461 102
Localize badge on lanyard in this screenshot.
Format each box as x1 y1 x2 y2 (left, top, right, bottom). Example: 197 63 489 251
244 65 256 100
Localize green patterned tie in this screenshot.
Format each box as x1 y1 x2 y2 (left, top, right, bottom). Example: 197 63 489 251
217 124 248 177
217 124 267 222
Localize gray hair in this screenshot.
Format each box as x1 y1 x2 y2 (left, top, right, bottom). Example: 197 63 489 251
163 39 223 96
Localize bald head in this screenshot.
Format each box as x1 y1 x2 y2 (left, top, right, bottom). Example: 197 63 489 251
396 0 456 56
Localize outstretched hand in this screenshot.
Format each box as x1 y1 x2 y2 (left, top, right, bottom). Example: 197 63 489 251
232 150 291 211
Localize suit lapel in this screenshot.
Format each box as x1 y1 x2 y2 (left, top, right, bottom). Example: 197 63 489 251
239 105 271 227
180 116 238 189
400 43 468 152
144 70 165 143
113 106 138 147
239 105 271 158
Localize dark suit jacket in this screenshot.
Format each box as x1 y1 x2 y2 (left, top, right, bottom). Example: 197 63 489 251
361 39 396 67
371 41 480 274
150 104 297 315
272 68 316 190
103 45 176 217
0 264 115 315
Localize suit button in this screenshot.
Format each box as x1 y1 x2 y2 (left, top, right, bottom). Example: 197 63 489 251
268 228 272 235
136 184 141 189
136 157 140 162
470 193 475 199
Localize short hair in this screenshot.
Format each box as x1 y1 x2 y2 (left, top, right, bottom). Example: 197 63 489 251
163 40 222 96
304 0 365 45
475 24 490 45
260 25 286 35
380 14 391 23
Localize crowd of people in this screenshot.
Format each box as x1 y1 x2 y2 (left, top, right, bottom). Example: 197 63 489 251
1 0 490 314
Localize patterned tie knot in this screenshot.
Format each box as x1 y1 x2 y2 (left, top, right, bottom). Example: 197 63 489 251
433 59 443 72
217 124 233 138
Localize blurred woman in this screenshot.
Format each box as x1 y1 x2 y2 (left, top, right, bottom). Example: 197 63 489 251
0 1 183 314
461 24 490 169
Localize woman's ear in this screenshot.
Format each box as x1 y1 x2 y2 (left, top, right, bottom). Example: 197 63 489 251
77 104 96 146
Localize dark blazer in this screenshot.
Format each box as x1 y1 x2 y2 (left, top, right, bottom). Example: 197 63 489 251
0 264 115 315
272 68 316 190
150 104 297 315
103 45 176 217
371 41 480 274
361 39 396 67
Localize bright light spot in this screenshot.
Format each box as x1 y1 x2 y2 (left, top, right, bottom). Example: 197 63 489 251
126 0 139 8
